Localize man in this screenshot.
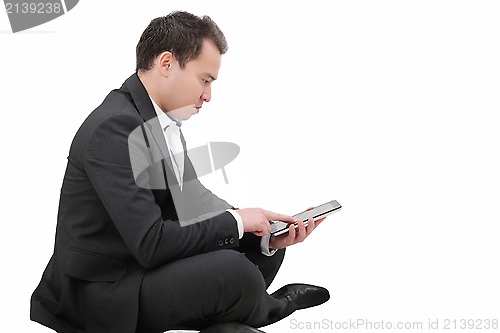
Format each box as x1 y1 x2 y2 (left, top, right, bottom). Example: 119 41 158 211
31 11 330 333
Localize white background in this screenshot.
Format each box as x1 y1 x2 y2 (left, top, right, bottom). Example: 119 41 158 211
1 1 499 332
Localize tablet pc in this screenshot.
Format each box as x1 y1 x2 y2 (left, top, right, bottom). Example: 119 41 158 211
270 200 342 236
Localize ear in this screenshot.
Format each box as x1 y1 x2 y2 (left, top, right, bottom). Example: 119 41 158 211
158 51 174 77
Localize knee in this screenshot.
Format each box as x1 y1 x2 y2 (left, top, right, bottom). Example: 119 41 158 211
218 250 263 284
215 250 266 301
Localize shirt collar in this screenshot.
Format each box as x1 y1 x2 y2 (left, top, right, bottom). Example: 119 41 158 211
149 97 182 129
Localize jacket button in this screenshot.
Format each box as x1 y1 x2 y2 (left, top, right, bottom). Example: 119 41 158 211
224 238 229 245
218 240 223 247
229 237 234 244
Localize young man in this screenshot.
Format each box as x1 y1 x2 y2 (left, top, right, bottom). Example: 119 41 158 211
31 11 330 333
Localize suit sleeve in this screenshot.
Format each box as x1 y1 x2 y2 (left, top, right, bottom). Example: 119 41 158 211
84 112 240 269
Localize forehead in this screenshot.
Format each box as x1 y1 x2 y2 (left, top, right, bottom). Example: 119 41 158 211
185 39 221 75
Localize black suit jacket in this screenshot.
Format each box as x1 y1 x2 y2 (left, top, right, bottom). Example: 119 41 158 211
31 74 261 333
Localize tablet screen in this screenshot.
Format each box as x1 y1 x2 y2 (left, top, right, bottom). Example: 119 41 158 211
293 200 341 221
270 200 341 236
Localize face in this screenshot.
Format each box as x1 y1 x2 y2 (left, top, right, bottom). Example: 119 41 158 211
158 39 221 120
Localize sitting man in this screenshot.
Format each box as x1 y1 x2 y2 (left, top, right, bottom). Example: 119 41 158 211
31 11 330 333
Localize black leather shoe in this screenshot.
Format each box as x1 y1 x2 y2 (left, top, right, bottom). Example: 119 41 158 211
199 322 265 333
270 283 330 310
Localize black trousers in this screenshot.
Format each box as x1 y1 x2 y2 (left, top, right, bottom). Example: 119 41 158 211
136 248 296 332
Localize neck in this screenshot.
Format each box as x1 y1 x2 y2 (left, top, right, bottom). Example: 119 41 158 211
138 70 165 112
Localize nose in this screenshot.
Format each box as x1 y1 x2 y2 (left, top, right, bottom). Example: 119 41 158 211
202 85 211 103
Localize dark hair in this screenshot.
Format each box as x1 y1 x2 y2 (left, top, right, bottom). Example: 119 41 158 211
136 11 228 72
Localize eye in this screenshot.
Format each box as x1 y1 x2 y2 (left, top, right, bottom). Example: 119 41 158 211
202 79 210 85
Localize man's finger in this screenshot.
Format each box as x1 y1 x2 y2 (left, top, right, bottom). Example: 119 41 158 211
287 224 296 242
305 217 315 236
296 219 307 242
264 210 296 223
314 217 326 228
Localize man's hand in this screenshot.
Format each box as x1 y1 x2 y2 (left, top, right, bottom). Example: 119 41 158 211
236 208 295 237
269 207 327 250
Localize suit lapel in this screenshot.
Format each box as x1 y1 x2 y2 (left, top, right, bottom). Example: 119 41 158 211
120 73 182 191
148 119 176 179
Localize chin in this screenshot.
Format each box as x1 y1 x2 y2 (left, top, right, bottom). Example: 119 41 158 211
182 113 194 121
